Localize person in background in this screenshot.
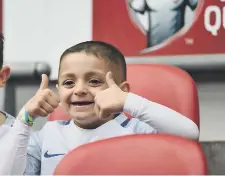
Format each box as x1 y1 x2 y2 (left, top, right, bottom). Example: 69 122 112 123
0 33 14 136
0 33 29 175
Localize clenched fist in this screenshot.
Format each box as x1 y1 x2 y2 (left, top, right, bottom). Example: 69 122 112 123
24 74 60 117
94 72 128 119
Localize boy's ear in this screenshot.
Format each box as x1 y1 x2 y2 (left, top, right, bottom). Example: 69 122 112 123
0 66 10 87
119 81 130 92
56 84 59 90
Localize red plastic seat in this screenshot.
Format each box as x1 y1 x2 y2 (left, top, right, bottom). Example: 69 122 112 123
48 106 70 121
127 64 199 127
54 134 207 175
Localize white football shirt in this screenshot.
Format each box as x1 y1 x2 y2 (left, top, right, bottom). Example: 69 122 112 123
0 93 199 175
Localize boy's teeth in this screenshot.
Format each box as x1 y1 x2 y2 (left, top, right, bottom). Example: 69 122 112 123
72 102 93 106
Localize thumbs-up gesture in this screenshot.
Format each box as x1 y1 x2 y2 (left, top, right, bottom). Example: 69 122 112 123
94 72 128 119
24 74 60 117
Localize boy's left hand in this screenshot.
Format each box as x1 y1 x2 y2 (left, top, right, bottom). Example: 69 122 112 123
94 72 128 119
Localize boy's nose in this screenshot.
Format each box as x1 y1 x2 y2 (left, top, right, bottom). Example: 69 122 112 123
73 82 88 96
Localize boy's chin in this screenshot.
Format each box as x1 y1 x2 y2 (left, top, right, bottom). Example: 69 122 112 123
70 111 96 120
70 112 109 129
70 112 98 127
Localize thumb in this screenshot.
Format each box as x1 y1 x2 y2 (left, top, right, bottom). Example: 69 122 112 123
39 74 49 90
106 71 116 87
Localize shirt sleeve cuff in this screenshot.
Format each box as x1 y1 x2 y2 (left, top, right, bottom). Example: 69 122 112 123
123 92 143 117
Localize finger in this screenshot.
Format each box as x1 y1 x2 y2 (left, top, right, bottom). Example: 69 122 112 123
97 103 108 119
49 91 60 103
45 96 59 109
106 71 116 87
37 108 49 117
94 103 100 118
45 90 60 107
99 109 105 119
39 74 49 90
40 90 59 108
40 101 55 114
99 109 111 120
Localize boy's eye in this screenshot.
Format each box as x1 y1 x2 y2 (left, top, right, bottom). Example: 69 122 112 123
89 79 102 85
63 80 74 86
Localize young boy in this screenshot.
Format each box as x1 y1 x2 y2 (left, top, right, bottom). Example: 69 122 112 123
0 41 199 175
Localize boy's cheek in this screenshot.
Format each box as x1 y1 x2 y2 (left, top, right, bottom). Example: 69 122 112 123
59 99 70 112
58 89 72 101
89 86 107 97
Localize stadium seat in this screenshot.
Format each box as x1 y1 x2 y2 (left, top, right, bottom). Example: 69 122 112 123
126 64 199 127
48 106 70 121
54 134 207 175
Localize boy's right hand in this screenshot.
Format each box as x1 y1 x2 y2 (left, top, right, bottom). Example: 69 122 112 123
24 74 60 117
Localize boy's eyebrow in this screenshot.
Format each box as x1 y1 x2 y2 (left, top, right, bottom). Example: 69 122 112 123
60 73 75 78
86 70 105 76
60 70 105 78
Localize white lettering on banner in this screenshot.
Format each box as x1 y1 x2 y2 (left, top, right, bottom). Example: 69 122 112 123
204 1 225 36
204 6 221 36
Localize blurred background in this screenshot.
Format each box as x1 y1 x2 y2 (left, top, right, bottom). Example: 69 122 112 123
0 0 225 173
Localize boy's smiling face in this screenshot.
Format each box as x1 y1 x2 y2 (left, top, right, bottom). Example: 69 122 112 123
57 52 117 128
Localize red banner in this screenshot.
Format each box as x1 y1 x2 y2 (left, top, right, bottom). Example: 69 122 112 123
93 0 225 56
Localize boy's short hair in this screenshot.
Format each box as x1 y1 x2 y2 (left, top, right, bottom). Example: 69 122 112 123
59 41 127 82
0 33 3 69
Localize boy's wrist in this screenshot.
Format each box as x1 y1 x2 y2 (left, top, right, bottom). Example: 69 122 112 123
123 92 141 116
18 108 35 126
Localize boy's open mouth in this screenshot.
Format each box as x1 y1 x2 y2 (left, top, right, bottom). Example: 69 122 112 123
71 101 94 106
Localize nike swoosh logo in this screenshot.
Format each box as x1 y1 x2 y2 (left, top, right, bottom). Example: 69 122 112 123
44 150 65 158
